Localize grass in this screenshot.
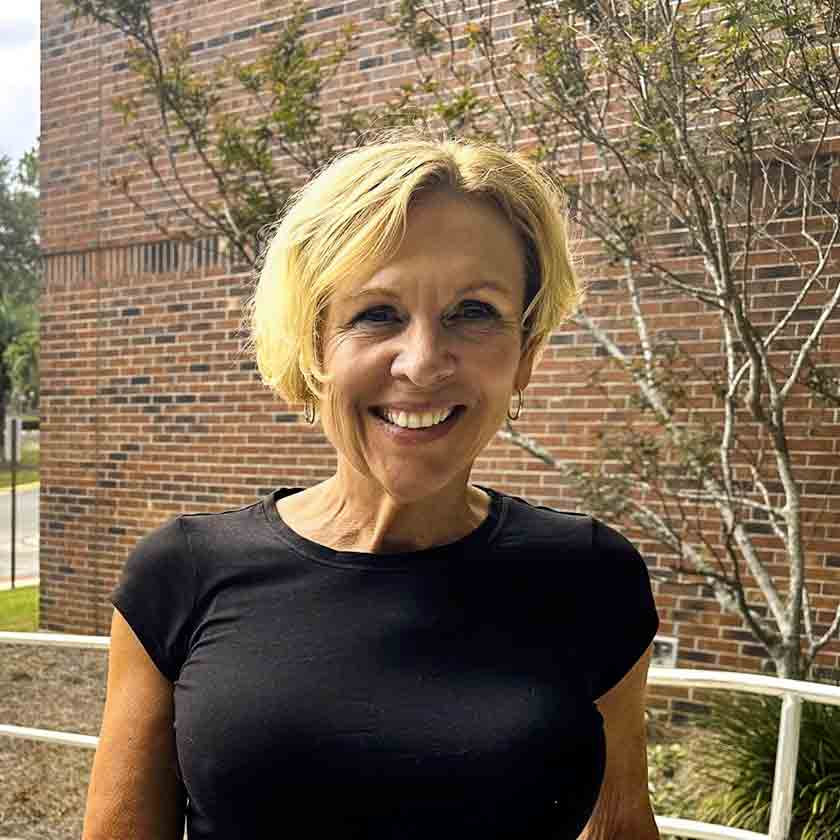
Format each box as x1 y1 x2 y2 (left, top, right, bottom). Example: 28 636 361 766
0 584 39 631
0 443 39 489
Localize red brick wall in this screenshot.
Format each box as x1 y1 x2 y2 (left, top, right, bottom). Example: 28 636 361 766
40 0 840 714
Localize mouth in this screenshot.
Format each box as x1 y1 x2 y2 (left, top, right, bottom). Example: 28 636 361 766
368 405 466 440
371 405 464 424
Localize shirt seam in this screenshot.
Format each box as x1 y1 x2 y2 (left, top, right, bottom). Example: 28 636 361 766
180 498 264 519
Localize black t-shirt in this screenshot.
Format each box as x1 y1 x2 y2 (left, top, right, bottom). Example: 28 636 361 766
110 484 659 839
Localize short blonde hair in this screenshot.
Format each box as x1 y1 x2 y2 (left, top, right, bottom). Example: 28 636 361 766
244 126 585 406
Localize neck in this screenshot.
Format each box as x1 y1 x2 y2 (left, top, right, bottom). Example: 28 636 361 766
292 471 489 554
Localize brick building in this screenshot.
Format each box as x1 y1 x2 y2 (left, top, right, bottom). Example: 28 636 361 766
39 0 840 715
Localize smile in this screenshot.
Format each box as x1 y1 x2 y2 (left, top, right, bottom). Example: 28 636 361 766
369 405 465 443
376 406 456 428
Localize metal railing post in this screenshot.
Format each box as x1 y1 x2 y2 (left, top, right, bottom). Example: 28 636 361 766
768 692 803 840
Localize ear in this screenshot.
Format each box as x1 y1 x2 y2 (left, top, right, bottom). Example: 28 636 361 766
514 338 539 392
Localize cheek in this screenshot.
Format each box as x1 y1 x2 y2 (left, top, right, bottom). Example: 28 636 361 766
477 343 522 383
323 338 375 393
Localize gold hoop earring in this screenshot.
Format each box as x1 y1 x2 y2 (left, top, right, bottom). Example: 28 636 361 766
507 387 523 421
304 398 317 424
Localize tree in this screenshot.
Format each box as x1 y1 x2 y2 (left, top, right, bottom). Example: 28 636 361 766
66 0 421 266
4 329 39 412
389 0 840 678
63 0 840 678
62 0 510 264
0 144 41 449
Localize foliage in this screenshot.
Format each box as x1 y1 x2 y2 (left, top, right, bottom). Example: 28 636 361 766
63 0 443 267
0 147 39 305
691 691 840 840
0 146 40 423
502 0 840 677
3 329 39 410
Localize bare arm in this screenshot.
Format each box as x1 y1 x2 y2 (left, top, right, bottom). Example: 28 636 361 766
82 608 186 840
578 643 660 840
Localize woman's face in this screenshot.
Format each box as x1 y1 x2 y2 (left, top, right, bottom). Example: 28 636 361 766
318 189 538 503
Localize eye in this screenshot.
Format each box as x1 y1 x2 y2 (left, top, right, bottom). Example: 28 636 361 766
460 301 499 319
354 306 396 324
353 301 499 325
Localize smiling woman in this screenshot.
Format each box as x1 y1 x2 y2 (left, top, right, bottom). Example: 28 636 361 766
84 126 661 840
243 129 585 552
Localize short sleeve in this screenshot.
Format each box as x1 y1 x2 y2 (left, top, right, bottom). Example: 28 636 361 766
109 516 196 683
582 518 660 701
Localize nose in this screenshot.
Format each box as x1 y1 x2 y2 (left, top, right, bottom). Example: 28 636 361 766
389 318 456 387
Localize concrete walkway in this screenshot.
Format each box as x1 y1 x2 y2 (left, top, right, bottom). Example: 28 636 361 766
0 480 40 591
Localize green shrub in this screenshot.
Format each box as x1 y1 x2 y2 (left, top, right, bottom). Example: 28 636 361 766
690 690 840 840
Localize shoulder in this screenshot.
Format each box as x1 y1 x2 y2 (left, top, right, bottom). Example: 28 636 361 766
589 518 652 587
492 490 643 567
175 495 269 552
488 489 658 621
119 495 271 590
124 515 190 574
490 489 595 553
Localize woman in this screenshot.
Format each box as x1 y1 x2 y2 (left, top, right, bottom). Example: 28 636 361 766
82 128 660 839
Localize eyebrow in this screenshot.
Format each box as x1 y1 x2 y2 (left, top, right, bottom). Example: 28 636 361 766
347 281 511 301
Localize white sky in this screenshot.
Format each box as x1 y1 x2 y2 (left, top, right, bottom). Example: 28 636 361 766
0 2 40 167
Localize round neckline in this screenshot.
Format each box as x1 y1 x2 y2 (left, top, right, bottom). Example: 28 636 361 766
261 484 506 571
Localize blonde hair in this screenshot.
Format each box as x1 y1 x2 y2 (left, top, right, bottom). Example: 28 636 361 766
244 126 585 407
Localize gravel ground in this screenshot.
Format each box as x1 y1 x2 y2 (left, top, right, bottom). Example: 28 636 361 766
0 643 107 840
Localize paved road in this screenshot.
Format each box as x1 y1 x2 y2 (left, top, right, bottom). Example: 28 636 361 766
0 484 39 587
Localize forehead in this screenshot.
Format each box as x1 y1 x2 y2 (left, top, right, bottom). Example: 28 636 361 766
345 273 514 303
338 192 526 302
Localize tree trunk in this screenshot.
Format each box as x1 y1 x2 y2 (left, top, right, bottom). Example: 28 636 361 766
775 644 803 681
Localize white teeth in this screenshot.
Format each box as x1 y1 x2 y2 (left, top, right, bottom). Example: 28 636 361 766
380 407 455 429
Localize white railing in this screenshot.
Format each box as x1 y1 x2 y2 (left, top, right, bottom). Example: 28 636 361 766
2 631 840 840
649 668 840 840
